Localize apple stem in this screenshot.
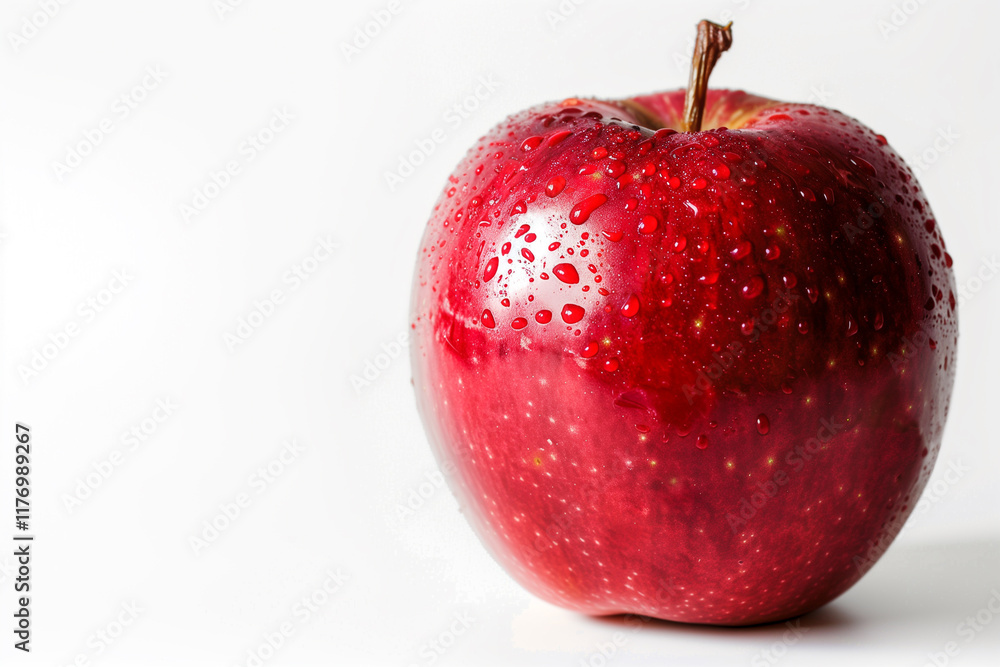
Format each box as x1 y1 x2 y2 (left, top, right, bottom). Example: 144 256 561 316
681 20 733 133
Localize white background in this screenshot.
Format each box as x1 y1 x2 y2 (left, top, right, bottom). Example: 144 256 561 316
1 0 998 665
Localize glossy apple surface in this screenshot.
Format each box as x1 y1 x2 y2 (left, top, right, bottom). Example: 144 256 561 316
409 87 956 625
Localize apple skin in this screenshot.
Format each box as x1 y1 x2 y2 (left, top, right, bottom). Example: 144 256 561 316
409 88 957 626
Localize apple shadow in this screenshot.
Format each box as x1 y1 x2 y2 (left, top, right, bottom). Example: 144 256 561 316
590 595 858 639
589 538 1000 643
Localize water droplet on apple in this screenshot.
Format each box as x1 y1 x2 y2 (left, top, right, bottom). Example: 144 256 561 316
605 160 626 178
614 392 647 410
481 309 496 328
672 236 687 253
548 130 572 146
638 215 658 235
561 304 585 324
535 310 552 324
741 276 765 299
621 294 640 317
570 194 608 225
483 257 499 281
546 176 566 197
668 142 697 160
581 342 599 358
696 435 709 449
552 263 580 284
603 358 619 372
730 241 751 260
521 136 543 151
698 272 720 285
511 317 527 330
849 155 877 176
756 414 770 435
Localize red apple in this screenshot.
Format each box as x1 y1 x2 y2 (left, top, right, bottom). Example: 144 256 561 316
409 20 956 626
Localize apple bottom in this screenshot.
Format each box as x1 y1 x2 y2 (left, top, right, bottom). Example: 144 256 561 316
415 343 939 626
